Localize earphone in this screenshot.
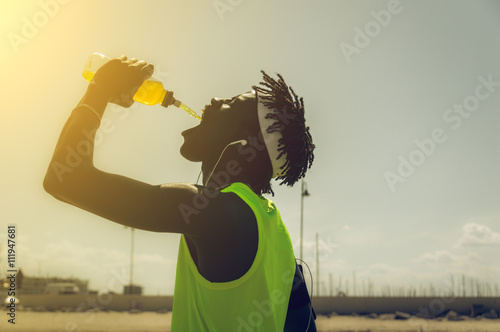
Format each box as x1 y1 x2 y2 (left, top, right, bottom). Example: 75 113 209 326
201 139 248 186
229 139 247 146
295 258 314 332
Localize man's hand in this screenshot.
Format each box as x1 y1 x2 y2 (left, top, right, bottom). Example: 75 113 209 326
90 55 154 108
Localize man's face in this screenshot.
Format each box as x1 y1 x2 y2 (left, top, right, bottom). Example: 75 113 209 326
180 91 257 162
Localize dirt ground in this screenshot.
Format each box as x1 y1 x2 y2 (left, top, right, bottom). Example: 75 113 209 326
0 311 499 331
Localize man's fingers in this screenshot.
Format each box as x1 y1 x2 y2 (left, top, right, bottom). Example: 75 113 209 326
131 60 147 68
142 63 154 80
130 60 153 80
97 55 154 104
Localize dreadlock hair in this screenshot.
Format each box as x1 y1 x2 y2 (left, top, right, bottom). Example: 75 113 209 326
252 70 315 193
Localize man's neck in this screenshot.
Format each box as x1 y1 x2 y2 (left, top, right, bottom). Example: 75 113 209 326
201 161 252 190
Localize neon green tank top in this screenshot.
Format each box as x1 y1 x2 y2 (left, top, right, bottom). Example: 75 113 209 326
171 182 296 331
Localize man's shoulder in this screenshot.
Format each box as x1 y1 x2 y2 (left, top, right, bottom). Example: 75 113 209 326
203 185 254 217
157 182 258 221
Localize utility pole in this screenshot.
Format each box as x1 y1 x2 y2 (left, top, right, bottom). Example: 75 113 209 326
329 273 333 296
462 274 466 297
353 271 356 297
316 232 319 297
130 228 135 293
300 180 310 261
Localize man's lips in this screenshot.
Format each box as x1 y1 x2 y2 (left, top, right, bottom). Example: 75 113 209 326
201 104 214 120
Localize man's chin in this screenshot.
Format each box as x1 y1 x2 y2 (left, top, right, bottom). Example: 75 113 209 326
180 144 202 162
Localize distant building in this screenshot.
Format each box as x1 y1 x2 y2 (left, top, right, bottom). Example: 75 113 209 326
44 283 81 295
123 285 142 295
18 272 88 295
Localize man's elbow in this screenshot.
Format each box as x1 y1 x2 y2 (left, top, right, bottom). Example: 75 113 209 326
43 163 81 200
43 170 65 200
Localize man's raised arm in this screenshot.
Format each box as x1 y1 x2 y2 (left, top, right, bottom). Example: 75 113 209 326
43 56 222 236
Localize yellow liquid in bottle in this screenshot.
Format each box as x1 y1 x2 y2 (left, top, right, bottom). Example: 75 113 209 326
83 70 164 105
82 70 201 120
133 80 165 105
82 70 95 82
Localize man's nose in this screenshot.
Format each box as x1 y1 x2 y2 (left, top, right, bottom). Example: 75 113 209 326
211 98 223 106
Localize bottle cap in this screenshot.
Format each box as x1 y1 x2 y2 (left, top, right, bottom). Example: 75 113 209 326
161 90 175 107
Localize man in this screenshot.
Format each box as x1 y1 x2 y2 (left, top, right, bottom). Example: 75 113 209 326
44 56 316 331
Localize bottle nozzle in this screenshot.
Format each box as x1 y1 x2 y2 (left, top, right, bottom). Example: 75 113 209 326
160 89 202 120
161 90 175 108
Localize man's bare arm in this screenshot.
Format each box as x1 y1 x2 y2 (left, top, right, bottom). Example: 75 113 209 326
43 56 223 236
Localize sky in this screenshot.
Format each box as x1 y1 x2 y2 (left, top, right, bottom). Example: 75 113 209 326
0 0 499 297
